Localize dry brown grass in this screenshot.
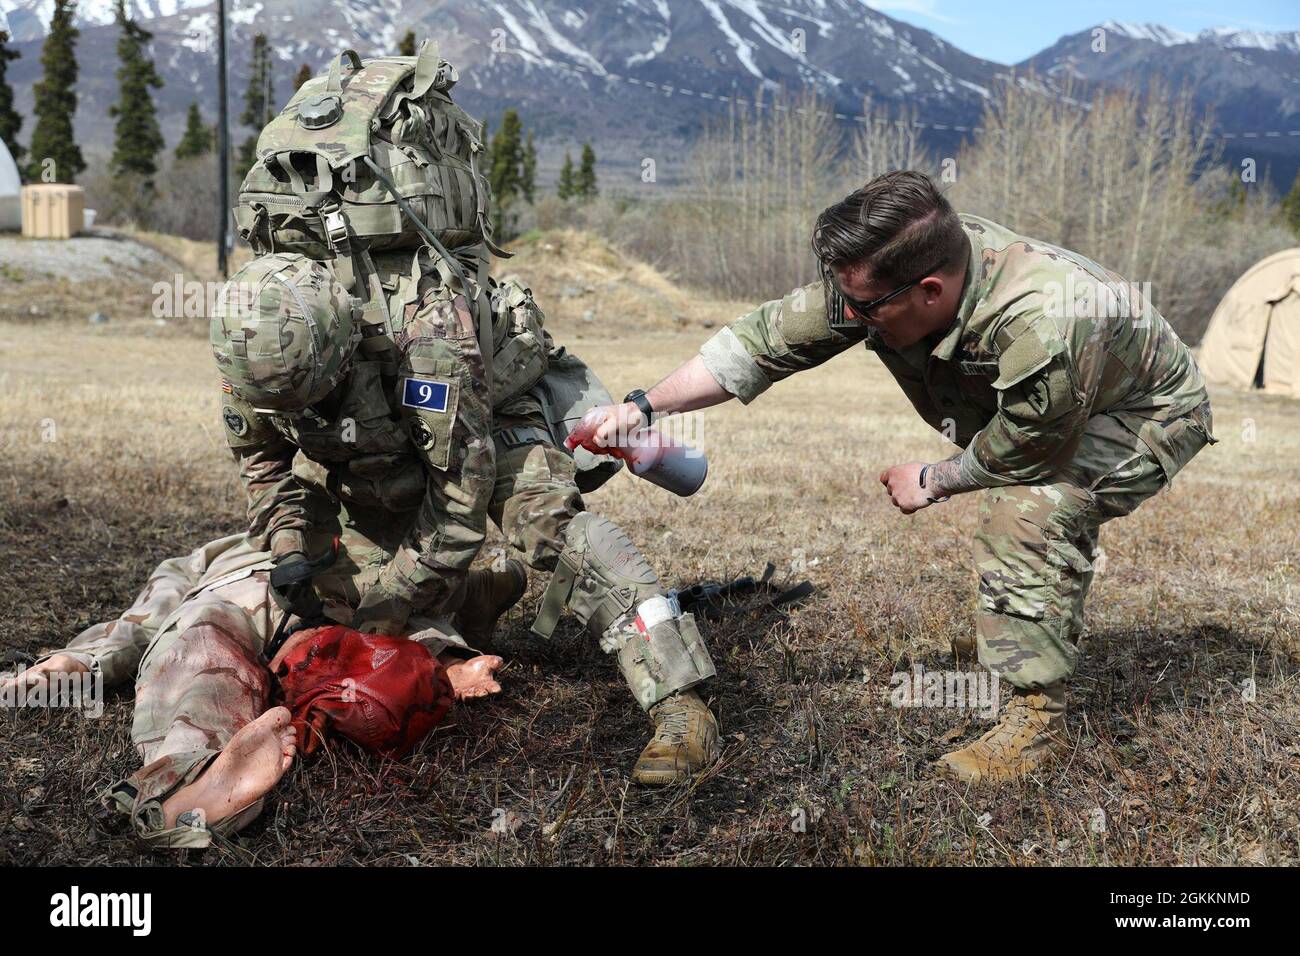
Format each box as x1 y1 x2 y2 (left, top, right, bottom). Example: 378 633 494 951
1 231 1297 866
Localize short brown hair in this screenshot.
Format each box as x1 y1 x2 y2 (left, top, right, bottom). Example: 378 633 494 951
811 170 968 285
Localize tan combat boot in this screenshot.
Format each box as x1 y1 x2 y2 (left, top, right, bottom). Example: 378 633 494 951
935 682 1067 784
631 689 720 786
456 559 528 646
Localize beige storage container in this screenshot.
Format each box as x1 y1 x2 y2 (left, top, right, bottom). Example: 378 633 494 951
21 183 85 239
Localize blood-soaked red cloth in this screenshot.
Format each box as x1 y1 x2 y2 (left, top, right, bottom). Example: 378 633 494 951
273 625 454 758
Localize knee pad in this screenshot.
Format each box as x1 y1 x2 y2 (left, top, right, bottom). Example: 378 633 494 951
529 513 715 709
530 512 660 639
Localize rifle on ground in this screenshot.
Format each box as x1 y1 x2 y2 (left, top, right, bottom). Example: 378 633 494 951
671 562 814 622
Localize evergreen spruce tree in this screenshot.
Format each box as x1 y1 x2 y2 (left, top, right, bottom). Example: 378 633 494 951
174 101 213 159
399 30 417 56
488 108 525 240
0 29 24 168
109 0 165 183
1282 172 1300 239
521 131 537 204
293 62 312 91
26 0 85 183
557 151 576 200
576 142 597 201
489 109 524 200
236 34 274 178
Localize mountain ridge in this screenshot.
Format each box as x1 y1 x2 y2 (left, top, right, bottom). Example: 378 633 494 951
1 2 1297 186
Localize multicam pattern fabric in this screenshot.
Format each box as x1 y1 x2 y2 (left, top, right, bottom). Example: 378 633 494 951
700 214 1215 688
49 535 277 848
220 259 494 636
705 214 1211 486
211 253 358 413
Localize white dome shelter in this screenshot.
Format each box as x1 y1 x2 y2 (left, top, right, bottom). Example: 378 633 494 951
0 138 20 231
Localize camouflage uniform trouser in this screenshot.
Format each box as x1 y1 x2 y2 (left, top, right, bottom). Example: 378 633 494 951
490 399 717 709
50 535 279 848
488 396 585 577
974 410 1212 689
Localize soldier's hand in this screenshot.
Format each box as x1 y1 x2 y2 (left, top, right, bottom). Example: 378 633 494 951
592 402 645 448
879 462 937 515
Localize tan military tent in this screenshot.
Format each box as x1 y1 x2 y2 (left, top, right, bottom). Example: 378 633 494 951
1198 248 1300 398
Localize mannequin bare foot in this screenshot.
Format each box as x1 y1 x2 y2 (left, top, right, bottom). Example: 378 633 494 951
161 706 297 828
441 654 503 701
0 654 89 697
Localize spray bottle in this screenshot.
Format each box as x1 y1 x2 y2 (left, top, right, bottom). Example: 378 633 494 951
565 406 708 497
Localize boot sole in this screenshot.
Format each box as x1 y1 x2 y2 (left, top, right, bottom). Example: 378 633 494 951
631 768 692 786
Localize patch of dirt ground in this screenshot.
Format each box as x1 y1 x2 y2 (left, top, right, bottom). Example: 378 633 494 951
0 231 1296 866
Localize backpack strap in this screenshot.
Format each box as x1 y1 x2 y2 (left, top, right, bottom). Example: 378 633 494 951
467 140 511 260
326 49 363 93
316 198 393 362
383 40 450 129
356 249 398 363
473 252 494 395
360 155 495 405
410 39 444 99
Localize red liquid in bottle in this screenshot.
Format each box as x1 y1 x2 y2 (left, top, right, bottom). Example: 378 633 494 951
566 408 708 497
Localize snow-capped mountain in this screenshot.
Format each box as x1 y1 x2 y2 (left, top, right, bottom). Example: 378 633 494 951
1023 20 1300 134
0 0 1013 170
1 3 1298 186
1099 21 1300 54
1021 19 1300 186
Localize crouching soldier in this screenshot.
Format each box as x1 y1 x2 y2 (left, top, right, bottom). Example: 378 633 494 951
211 251 521 638
587 170 1214 783
217 247 718 785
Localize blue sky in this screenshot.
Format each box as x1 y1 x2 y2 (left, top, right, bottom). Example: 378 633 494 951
867 0 1300 64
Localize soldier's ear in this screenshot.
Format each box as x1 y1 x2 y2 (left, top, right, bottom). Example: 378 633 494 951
919 276 946 305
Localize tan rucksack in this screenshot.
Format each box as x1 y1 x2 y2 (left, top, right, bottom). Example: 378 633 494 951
234 40 504 391
235 41 497 260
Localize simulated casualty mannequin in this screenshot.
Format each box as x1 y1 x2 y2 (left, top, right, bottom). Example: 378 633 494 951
3 534 503 849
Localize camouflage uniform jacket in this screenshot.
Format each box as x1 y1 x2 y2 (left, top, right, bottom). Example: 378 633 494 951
221 268 492 615
699 214 1213 487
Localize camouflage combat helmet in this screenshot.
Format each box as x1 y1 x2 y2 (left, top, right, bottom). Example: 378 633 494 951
211 253 359 413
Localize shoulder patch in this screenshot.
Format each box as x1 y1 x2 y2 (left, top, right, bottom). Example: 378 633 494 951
408 417 437 452
222 405 249 437
775 282 832 346
993 321 1066 390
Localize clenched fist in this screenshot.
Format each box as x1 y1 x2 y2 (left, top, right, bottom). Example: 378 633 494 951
879 461 941 515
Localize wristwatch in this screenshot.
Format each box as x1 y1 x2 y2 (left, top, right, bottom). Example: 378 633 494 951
623 388 655 424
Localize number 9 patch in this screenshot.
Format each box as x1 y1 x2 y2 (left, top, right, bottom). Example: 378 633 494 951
401 375 458 470
403 377 450 412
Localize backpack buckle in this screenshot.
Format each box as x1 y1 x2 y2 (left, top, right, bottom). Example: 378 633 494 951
319 201 352 255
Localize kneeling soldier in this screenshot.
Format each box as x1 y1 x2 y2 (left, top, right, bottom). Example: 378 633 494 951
404 265 720 786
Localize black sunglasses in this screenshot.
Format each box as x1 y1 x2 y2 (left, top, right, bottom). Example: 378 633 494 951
823 265 926 326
